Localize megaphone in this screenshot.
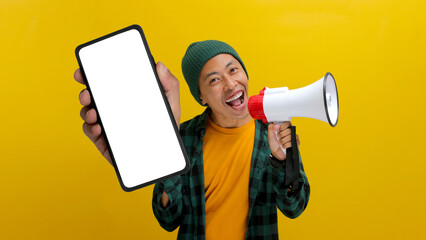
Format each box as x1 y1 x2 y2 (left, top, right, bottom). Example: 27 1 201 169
248 72 339 127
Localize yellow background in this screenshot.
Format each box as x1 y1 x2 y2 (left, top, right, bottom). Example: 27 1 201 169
1 0 425 239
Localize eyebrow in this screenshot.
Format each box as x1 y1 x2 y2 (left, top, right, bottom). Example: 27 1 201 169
204 71 219 81
203 60 237 81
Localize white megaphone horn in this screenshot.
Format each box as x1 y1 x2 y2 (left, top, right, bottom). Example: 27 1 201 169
248 72 339 127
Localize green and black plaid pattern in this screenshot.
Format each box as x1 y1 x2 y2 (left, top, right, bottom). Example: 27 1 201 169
152 108 310 240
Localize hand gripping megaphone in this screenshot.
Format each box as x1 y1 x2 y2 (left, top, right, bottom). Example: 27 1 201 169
248 72 339 190
248 72 339 126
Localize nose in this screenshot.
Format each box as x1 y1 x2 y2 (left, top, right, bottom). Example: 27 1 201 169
223 76 237 91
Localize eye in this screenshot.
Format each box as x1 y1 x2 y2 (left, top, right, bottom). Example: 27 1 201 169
209 78 218 84
230 67 237 73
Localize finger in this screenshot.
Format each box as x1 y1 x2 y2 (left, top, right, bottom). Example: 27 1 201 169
78 88 86 102
282 142 292 149
277 128 291 139
157 61 170 91
280 135 292 146
268 123 280 140
277 122 291 134
156 61 179 92
74 68 85 85
80 106 90 121
79 89 91 106
280 121 291 130
83 122 102 142
93 134 109 159
273 124 280 132
268 124 280 148
268 123 275 139
90 130 112 165
102 150 112 165
85 108 98 124
156 61 181 126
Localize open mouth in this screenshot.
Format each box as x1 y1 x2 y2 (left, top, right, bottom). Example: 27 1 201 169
225 90 245 108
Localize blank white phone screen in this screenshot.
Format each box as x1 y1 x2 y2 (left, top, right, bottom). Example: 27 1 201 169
78 29 186 189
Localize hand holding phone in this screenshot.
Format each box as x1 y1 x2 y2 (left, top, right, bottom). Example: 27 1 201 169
74 61 181 165
75 68 112 164
75 25 189 191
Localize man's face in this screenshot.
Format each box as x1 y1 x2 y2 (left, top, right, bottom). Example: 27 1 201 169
198 54 250 126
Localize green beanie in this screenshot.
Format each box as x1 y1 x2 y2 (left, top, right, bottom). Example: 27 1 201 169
181 40 248 105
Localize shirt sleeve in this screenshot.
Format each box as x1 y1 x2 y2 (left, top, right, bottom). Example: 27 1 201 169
271 154 310 219
152 175 183 231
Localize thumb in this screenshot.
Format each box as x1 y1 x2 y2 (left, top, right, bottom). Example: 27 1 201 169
156 61 177 92
155 61 181 127
268 123 286 160
268 123 280 145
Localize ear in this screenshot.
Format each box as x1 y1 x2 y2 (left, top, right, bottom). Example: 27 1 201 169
199 92 207 105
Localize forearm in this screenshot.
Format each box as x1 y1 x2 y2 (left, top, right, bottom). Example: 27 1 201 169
272 157 310 219
152 176 183 231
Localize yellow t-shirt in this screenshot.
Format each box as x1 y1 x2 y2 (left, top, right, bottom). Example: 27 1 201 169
202 118 255 240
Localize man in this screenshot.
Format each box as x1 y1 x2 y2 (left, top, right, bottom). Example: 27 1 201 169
74 40 310 240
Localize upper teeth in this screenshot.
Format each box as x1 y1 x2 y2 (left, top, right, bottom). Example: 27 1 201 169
226 91 243 102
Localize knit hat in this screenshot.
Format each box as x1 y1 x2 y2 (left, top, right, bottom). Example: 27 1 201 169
181 40 248 105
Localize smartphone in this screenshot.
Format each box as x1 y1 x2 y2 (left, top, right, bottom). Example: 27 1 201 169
75 25 189 192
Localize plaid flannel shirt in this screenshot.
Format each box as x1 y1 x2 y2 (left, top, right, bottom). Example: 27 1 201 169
152 108 310 240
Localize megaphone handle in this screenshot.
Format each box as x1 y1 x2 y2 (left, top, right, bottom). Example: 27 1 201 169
274 122 300 190
286 126 300 190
